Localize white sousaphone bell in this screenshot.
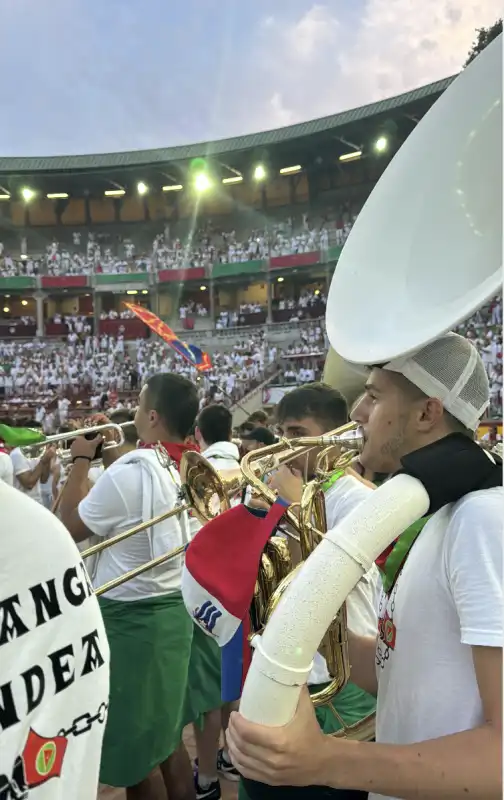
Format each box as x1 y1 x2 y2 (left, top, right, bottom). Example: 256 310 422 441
240 36 503 726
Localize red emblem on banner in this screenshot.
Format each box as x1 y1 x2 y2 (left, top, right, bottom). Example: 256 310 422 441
378 611 397 650
22 729 69 787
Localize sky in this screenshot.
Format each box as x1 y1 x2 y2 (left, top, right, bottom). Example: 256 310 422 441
0 0 500 157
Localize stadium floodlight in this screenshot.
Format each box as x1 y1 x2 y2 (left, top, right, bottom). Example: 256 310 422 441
104 189 126 197
3 306 9 313
137 182 148 196
374 136 388 153
254 165 267 181
194 173 211 192
222 176 243 185
339 150 362 162
279 165 301 175
47 193 69 199
162 184 183 192
21 187 35 202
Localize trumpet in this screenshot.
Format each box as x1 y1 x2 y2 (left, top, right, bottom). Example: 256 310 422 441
21 422 126 461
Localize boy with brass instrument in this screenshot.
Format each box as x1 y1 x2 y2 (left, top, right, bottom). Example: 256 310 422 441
238 382 379 800
60 373 198 800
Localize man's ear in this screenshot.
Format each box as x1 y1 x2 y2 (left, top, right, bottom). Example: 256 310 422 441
416 397 445 432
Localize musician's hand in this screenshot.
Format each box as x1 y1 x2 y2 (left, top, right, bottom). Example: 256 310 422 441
226 686 329 786
40 445 57 464
267 465 303 505
70 435 103 462
247 495 270 511
87 413 115 443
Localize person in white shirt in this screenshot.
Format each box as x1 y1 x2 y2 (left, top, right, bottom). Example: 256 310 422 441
59 373 200 800
10 428 56 504
187 404 242 797
237 383 378 800
195 404 241 473
228 333 502 800
0 446 13 485
0 480 109 800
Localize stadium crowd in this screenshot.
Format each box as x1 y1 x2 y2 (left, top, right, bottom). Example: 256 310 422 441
0 293 501 431
0 330 279 431
0 208 356 277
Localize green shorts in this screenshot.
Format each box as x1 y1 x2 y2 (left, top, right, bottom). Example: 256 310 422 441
98 592 193 787
181 623 222 729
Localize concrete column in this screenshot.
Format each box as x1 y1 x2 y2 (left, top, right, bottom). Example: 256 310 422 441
209 280 215 326
93 292 102 335
267 277 273 324
35 293 44 337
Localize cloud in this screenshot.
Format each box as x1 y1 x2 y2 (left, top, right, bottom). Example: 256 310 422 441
0 0 499 154
246 0 501 128
282 3 340 61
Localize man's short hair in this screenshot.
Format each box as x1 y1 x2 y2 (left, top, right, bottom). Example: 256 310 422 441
276 383 348 430
144 373 198 440
247 409 269 426
109 409 138 446
197 404 232 446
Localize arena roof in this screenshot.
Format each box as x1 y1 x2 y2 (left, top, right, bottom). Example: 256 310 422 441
0 75 454 176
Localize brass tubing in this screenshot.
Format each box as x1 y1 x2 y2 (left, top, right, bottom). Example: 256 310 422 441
81 502 191 559
95 543 186 596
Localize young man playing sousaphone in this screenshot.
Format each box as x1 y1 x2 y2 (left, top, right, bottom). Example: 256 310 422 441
60 373 199 800
228 334 502 800
238 381 380 800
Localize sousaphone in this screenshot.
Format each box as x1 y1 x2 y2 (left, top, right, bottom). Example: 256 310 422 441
239 35 503 727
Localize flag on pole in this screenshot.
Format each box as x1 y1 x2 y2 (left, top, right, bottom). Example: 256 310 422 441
0 424 46 449
124 303 212 371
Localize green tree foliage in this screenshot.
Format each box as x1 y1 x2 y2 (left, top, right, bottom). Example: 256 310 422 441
464 19 502 66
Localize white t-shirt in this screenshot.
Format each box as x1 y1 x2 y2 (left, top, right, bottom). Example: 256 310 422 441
309 475 380 684
0 451 14 486
370 487 503 800
203 441 240 472
10 448 43 504
78 449 189 601
88 465 104 485
0 481 110 800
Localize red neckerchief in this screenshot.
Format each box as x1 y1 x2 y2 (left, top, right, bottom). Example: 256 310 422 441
138 440 199 469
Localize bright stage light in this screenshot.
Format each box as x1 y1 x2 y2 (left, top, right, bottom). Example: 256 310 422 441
21 187 35 202
195 174 211 192
374 136 388 153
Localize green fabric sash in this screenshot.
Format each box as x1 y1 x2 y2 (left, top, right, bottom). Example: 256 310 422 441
376 515 432 594
321 469 344 493
98 592 193 787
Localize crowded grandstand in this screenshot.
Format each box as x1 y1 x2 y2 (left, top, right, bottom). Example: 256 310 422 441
0 71 501 444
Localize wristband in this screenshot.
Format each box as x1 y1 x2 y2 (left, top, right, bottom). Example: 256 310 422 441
72 455 93 464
